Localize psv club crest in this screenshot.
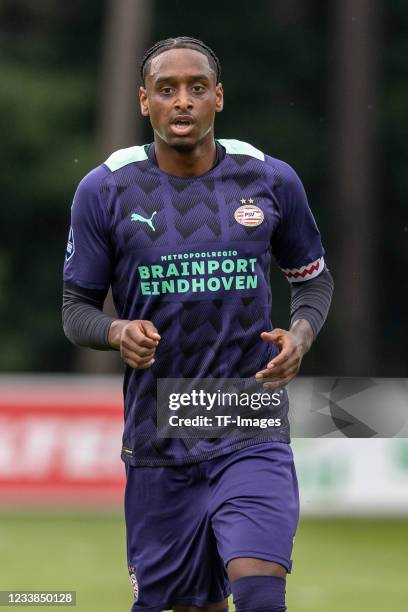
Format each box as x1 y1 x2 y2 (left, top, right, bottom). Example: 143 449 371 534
234 199 264 227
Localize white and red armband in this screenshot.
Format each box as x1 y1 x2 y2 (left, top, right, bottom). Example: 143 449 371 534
281 256 325 283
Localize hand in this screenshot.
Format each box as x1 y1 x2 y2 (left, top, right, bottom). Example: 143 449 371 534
108 319 161 369
255 322 313 389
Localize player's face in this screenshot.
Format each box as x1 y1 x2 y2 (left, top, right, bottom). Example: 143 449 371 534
139 48 224 150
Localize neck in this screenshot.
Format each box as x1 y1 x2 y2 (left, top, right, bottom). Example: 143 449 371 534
153 133 217 177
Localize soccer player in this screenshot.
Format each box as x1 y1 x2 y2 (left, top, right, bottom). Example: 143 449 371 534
63 37 333 612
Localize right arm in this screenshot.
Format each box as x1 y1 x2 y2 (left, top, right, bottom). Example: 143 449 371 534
62 166 159 368
62 281 160 369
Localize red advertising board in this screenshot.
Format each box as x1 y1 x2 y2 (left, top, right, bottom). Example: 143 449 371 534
0 376 125 508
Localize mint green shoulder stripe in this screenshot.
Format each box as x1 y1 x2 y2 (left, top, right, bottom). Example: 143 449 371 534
104 145 148 171
217 139 265 162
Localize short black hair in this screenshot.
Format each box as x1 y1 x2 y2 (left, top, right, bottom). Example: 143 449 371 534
140 36 221 86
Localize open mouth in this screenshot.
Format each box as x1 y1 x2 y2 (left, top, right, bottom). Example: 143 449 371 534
170 117 194 135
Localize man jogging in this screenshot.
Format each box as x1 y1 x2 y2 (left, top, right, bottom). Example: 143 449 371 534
63 36 333 612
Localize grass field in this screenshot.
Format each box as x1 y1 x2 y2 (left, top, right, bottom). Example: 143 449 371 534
0 514 407 611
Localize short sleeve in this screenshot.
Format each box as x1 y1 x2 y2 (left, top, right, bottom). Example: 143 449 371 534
63 165 113 290
270 160 325 283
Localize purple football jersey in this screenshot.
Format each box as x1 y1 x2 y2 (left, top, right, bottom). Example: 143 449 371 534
63 139 325 465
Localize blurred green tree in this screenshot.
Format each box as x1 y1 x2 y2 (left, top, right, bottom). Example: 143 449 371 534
0 0 406 375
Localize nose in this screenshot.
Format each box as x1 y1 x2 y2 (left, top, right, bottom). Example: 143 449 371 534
174 86 193 111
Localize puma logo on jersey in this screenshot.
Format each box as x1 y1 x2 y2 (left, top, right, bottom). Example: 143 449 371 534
131 211 157 231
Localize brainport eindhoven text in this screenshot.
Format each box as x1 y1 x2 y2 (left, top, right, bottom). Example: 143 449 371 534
137 253 258 295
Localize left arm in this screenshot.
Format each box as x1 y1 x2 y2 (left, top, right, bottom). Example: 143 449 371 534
256 158 334 388
255 267 334 388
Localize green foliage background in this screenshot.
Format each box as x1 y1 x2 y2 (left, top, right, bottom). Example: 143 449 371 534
0 0 406 373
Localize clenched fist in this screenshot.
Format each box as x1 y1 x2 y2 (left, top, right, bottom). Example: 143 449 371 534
108 319 161 369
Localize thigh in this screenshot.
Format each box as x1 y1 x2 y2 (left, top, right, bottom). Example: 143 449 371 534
209 442 300 574
125 463 230 611
227 557 286 582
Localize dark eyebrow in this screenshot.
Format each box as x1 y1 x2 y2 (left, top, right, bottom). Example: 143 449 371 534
154 74 211 86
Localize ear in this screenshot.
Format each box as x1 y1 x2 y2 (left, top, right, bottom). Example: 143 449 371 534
139 86 149 116
215 83 224 113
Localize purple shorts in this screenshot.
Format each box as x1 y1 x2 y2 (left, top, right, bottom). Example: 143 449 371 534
124 441 299 611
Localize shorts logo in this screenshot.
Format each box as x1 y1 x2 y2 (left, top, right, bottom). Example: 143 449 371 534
234 201 264 227
65 226 75 261
128 565 139 601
